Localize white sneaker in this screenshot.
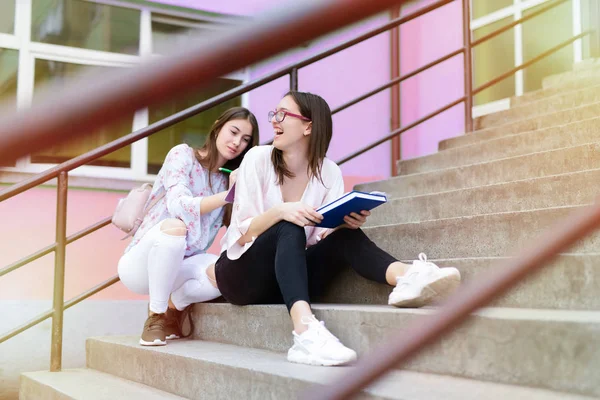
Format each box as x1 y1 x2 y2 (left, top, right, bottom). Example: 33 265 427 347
388 253 461 308
287 315 357 366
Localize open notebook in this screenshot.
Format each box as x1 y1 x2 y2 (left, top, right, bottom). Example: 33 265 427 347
316 190 387 228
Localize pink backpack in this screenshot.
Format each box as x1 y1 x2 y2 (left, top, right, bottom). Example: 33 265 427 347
112 183 165 239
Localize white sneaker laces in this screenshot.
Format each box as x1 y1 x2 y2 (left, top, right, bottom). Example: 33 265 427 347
395 253 437 288
416 252 437 267
299 315 340 343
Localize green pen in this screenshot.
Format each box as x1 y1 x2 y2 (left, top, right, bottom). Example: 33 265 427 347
219 167 233 174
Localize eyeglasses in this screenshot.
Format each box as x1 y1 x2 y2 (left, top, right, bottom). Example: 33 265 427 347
268 110 311 123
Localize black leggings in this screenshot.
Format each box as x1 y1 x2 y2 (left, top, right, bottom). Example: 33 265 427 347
214 221 397 311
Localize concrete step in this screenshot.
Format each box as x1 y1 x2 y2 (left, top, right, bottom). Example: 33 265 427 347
543 63 600 89
511 75 600 107
189 304 600 397
84 336 592 400
473 83 600 130
363 205 600 260
358 142 600 198
320 254 600 310
20 368 185 400
399 116 600 175
368 169 600 225
439 101 600 151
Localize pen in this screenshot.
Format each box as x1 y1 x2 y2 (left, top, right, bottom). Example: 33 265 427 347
219 167 233 174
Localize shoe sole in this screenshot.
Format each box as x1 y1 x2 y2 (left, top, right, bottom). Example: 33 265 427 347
389 273 461 308
139 338 167 346
165 334 181 340
287 350 357 367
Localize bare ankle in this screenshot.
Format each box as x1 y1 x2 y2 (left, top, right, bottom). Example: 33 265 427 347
206 263 219 289
385 261 411 285
290 301 313 334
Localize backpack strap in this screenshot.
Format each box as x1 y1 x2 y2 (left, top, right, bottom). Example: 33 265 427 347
143 191 166 217
119 190 167 241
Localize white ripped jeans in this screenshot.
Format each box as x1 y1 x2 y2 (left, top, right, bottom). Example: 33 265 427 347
118 222 221 314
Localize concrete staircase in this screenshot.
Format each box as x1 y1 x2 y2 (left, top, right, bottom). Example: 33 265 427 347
20 63 600 399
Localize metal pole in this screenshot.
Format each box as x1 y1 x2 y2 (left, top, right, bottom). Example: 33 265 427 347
591 0 600 57
462 0 473 132
0 0 414 166
50 171 68 372
390 5 401 176
290 68 299 91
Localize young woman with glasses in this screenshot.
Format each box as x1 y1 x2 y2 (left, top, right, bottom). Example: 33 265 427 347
205 92 461 366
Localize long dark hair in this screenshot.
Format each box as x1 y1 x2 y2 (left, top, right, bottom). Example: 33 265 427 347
195 107 259 226
195 106 259 187
271 91 332 185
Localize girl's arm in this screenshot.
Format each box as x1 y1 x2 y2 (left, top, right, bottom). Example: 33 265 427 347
227 147 322 246
199 167 237 215
239 202 323 245
199 191 228 215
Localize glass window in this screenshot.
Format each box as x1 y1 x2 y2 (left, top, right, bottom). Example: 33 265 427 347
522 1 573 92
580 0 592 61
31 0 140 55
472 0 512 20
31 59 133 167
0 48 18 167
473 17 515 105
151 14 217 55
147 78 242 174
0 49 18 108
0 0 16 34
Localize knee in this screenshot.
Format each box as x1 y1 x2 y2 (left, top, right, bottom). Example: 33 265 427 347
274 221 305 237
160 218 187 236
332 226 367 241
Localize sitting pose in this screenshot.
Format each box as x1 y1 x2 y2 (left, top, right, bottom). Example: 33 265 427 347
118 107 259 346
208 92 461 366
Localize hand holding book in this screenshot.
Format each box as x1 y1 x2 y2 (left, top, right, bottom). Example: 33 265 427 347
342 209 371 229
315 190 387 228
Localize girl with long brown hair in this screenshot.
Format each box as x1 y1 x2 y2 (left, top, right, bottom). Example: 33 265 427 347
211 92 460 366
118 107 259 346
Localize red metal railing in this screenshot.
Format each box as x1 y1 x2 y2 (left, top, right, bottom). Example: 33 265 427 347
0 0 594 397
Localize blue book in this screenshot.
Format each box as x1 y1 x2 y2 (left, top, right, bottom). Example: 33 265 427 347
316 190 387 228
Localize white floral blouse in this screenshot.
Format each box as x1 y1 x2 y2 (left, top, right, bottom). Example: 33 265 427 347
125 144 228 257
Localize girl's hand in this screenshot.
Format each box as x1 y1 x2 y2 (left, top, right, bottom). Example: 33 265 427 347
229 169 238 189
318 228 334 241
279 202 323 227
343 210 370 229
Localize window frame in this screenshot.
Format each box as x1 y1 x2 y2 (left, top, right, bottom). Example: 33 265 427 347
471 0 583 118
0 0 249 186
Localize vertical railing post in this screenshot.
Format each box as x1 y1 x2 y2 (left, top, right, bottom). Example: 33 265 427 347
589 0 600 57
390 5 401 176
290 68 299 91
462 0 473 133
50 171 68 372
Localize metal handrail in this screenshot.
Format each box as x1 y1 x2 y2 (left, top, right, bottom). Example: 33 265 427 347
334 48 465 115
0 0 593 386
0 0 424 371
0 0 453 188
0 217 111 278
0 274 120 344
471 0 569 47
473 31 591 95
304 199 600 399
337 96 467 165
